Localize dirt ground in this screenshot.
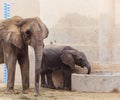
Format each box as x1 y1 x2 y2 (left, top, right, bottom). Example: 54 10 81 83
0 84 120 100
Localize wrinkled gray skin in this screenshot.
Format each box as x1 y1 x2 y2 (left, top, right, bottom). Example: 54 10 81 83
41 46 91 90
0 16 48 95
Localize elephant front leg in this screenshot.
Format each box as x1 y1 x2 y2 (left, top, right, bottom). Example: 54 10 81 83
46 70 56 89
5 65 16 94
18 51 30 93
4 55 17 94
41 72 48 88
63 67 72 90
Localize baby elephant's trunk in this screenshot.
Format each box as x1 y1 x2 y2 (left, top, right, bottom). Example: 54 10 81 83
85 62 91 74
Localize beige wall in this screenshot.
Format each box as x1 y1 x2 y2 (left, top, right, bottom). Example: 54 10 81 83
113 0 120 64
40 0 99 62
40 0 120 72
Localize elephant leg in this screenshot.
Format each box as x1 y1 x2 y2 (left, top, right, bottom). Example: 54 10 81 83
46 70 56 89
41 72 48 88
18 47 29 93
63 66 72 90
5 59 17 93
3 50 17 93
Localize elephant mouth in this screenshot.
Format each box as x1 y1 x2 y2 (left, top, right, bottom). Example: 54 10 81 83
81 65 84 68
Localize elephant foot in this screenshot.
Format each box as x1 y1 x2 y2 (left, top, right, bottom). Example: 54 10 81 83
56 87 63 90
4 89 18 94
34 83 40 96
48 84 56 89
23 83 29 90
34 93 39 96
41 83 48 88
63 87 70 90
34 90 40 97
22 89 31 94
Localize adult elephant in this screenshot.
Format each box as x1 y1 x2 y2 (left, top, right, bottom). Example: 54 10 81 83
0 16 48 95
41 46 91 90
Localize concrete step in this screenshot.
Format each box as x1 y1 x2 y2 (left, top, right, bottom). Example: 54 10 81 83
72 72 120 92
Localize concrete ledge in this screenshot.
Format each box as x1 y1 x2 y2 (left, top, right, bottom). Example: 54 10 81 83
72 72 120 92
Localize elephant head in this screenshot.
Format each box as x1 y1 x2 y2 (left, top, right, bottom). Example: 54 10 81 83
0 16 49 94
60 49 91 74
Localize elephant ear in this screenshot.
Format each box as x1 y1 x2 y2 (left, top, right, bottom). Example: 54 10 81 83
35 17 49 39
17 18 34 44
0 16 23 48
60 50 75 69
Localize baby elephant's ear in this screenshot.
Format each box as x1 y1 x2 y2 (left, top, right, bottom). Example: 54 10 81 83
0 16 23 48
60 50 75 69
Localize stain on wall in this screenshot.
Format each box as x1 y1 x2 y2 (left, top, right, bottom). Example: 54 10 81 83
45 13 99 62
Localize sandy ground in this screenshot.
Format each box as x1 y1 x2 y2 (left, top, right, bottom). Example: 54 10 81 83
0 84 120 100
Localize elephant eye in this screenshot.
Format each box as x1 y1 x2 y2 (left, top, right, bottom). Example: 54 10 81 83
77 56 81 60
26 30 32 37
26 30 31 34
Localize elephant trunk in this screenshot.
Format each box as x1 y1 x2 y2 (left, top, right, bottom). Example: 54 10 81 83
85 63 91 74
34 44 43 94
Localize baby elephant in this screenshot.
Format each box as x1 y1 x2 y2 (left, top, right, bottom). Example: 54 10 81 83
41 46 91 90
